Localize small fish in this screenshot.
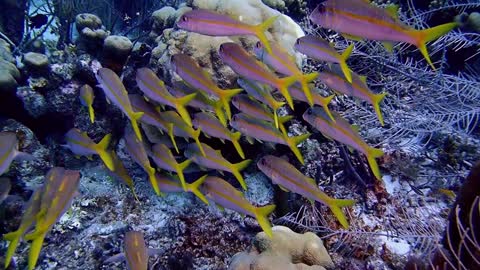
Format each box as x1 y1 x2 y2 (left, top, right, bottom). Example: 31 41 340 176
288 83 335 121
105 231 161 270
79 84 95 123
303 107 383 180
96 68 144 141
136 68 196 127
0 132 34 176
257 155 355 228
237 78 285 128
29 14 48 29
202 176 275 237
192 112 245 159
171 53 243 120
230 113 310 165
106 151 139 201
177 9 278 54
309 0 458 69
184 143 251 190
219 42 307 110
319 65 387 125
155 173 209 204
123 128 161 196
149 143 191 191
158 110 205 156
64 128 115 171
438 188 456 199
0 177 10 204
294 35 354 83
253 41 318 105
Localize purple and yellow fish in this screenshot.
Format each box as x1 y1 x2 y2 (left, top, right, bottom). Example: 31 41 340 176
0 132 34 176
136 68 196 127
257 155 355 228
253 41 318 106
123 128 161 196
177 9 278 54
155 173 209 204
230 113 310 165
289 83 335 121
202 176 275 237
319 65 387 126
309 0 458 69
105 231 161 270
64 128 115 171
171 53 242 120
219 42 306 110
184 142 251 190
79 84 96 123
106 151 139 201
96 68 144 141
149 143 191 191
294 35 354 83
303 107 384 180
192 112 244 159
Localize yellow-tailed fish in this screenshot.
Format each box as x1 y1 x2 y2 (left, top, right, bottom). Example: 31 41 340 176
202 176 275 237
289 83 335 121
257 155 355 228
155 173 209 204
123 128 161 196
192 111 245 159
136 67 196 127
64 128 115 171
149 143 191 191
230 113 310 165
177 9 278 54
219 42 304 110
184 142 251 190
107 151 139 201
310 0 458 69
0 132 34 176
79 84 96 123
253 41 318 105
303 107 384 180
96 68 144 140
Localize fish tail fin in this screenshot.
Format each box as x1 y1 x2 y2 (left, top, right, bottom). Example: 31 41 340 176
278 115 293 135
273 109 279 129
278 76 297 110
88 105 95 123
372 92 387 126
230 131 245 159
147 166 161 196
366 147 384 180
272 101 286 129
298 72 318 106
188 174 209 205
192 128 206 157
254 204 276 238
167 123 179 154
96 134 115 171
220 88 243 120
340 44 354 83
232 159 252 190
3 232 21 269
131 111 144 141
327 198 356 229
213 100 228 127
413 22 458 70
175 93 196 127
320 95 336 122
285 133 311 165
28 232 47 270
254 15 279 54
177 159 192 191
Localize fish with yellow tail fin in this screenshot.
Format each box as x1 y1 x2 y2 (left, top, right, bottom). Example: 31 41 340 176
309 0 458 69
253 41 318 106
104 231 162 270
318 65 387 126
184 143 251 190
177 9 278 54
192 112 245 159
294 35 354 83
96 68 144 141
230 113 310 165
149 143 191 191
171 53 243 121
79 84 95 123
155 173 209 204
106 151 139 201
288 83 335 121
303 107 384 180
123 128 161 196
136 67 196 127
219 42 305 110
63 128 115 171
202 176 275 237
257 155 355 229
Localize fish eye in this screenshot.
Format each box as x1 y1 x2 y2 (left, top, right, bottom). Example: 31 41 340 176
219 45 224 53
307 108 313 115
295 39 301 45
260 158 266 166
181 16 188 22
255 41 262 48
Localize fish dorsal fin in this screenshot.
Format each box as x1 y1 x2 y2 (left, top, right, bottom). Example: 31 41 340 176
385 4 400 20
359 75 368 85
215 149 222 156
306 177 316 187
351 124 360 133
382 42 395 53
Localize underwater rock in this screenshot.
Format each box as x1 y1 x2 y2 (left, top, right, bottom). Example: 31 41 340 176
75 13 109 52
102 35 133 72
16 86 48 117
75 13 103 33
0 38 15 63
22 52 49 74
0 59 20 92
152 6 177 34
229 226 334 270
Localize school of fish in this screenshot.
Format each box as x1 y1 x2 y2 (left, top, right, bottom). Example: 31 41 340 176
1 1 458 268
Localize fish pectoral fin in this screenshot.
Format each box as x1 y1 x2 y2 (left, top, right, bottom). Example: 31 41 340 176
104 252 126 264
245 136 255 145
385 4 400 20
278 185 289 192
